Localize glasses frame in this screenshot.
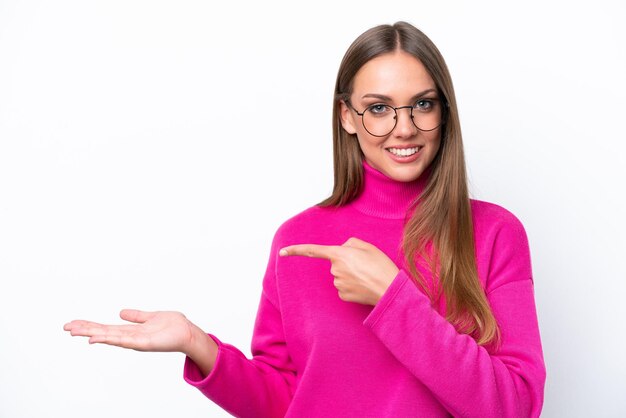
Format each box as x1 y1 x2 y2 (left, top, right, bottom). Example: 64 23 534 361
346 98 447 137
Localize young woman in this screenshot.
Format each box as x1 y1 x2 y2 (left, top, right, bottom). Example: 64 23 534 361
65 21 546 417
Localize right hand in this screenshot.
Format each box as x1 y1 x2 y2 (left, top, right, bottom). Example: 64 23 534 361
64 309 199 354
64 309 219 376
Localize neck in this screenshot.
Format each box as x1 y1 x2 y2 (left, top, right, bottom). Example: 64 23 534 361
350 160 430 220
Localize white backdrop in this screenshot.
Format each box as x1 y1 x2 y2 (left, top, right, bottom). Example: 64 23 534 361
1 1 625 417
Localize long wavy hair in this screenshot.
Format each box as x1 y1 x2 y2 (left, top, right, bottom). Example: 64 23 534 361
319 21 500 349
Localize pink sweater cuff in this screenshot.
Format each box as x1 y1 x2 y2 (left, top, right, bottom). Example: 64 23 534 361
183 333 223 388
364 269 426 329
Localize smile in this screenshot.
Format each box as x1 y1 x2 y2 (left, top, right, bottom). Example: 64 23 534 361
386 146 421 157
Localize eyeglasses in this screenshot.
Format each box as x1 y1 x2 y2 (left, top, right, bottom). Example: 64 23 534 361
346 98 445 137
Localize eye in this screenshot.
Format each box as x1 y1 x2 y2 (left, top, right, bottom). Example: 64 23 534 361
413 99 435 111
366 104 392 116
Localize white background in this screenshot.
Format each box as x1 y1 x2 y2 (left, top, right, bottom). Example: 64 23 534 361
1 1 625 417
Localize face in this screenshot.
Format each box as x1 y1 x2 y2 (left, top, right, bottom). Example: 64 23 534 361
340 51 442 182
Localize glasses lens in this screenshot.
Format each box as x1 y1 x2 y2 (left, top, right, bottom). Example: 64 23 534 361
362 105 397 136
412 99 442 131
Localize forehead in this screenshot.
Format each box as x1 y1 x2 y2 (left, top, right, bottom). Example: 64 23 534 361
352 51 435 98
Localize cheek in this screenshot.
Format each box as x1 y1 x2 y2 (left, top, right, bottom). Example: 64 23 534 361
427 132 442 153
419 133 443 167
355 134 385 155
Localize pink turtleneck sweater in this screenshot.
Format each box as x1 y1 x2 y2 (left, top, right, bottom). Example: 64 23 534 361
183 162 546 417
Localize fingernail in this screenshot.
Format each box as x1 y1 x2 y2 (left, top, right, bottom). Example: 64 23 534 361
279 249 287 256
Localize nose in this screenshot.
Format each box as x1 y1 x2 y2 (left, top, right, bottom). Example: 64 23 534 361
393 106 417 138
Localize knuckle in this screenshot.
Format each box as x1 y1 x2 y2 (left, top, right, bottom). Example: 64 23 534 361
338 291 354 302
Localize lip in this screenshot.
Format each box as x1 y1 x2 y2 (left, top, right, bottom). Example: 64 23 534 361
385 144 423 150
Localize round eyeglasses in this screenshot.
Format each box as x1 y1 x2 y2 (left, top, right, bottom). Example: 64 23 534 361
347 98 445 137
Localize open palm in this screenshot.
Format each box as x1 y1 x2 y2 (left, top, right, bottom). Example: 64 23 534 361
64 309 196 353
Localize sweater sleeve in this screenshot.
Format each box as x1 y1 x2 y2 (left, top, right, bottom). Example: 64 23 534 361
363 214 546 418
183 233 297 418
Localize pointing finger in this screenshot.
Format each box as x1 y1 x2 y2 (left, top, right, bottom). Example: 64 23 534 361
279 244 339 260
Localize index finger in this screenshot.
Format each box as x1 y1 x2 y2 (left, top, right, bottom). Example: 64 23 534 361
279 244 339 260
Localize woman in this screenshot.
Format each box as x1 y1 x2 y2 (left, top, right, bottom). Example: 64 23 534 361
65 21 546 417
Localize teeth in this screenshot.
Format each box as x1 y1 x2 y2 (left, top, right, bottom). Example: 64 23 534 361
387 147 420 157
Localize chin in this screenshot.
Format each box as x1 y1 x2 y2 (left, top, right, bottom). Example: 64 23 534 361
383 165 425 182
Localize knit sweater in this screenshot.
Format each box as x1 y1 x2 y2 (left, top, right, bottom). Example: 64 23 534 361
183 161 546 417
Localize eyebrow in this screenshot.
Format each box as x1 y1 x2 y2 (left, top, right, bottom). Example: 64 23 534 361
361 88 438 101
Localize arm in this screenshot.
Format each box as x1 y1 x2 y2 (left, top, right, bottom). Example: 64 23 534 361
362 217 546 418
183 234 297 418
64 232 297 418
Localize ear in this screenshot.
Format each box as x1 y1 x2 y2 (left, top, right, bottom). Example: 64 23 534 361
339 100 357 135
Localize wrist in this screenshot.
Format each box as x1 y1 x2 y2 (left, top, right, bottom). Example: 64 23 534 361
184 325 219 377
186 324 211 357
377 266 399 302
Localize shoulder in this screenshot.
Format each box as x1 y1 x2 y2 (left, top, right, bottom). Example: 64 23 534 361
470 198 528 239
470 199 533 291
470 199 523 226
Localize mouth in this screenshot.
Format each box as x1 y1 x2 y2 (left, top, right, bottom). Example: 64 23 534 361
385 146 422 157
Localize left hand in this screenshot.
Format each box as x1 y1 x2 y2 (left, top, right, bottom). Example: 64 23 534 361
279 237 399 306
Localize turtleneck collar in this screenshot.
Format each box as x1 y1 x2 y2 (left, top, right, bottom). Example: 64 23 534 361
350 160 430 220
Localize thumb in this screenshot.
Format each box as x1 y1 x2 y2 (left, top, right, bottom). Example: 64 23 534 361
120 309 156 324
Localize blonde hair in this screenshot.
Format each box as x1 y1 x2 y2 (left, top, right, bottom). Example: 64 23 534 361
320 21 500 349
